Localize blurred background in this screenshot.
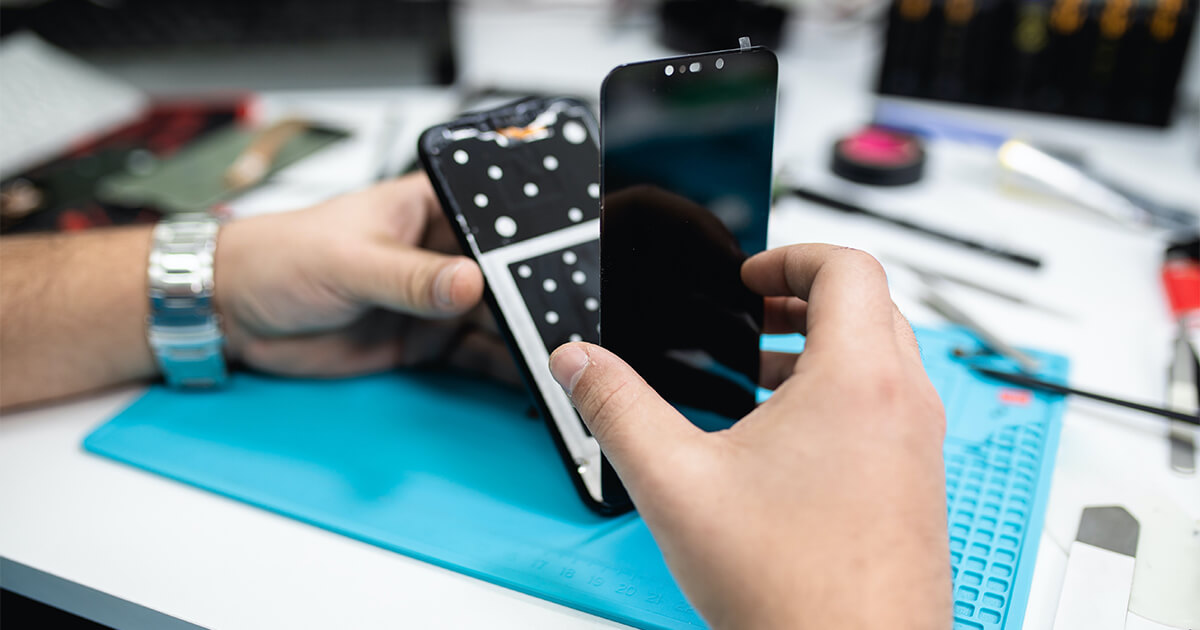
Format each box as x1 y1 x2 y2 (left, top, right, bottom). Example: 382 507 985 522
1 0 1196 427
2 3 1199 629
0 0 1196 234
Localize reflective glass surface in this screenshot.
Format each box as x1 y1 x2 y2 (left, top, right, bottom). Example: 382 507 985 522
601 47 777 426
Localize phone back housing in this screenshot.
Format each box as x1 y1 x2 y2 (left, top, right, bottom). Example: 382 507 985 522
419 98 630 515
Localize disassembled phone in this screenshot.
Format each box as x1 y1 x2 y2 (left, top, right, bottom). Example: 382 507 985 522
600 42 778 428
419 42 777 515
418 97 629 514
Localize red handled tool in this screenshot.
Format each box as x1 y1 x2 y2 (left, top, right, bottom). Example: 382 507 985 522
1163 235 1200 474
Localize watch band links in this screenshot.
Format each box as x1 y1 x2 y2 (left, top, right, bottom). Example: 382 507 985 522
147 214 228 388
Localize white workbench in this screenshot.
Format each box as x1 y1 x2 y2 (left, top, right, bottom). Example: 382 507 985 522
3 5 1199 629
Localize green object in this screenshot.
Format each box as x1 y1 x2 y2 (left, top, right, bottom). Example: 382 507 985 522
98 124 346 213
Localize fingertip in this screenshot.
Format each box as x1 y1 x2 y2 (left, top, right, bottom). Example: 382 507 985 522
432 257 483 314
455 257 485 303
742 247 771 265
554 343 699 484
549 342 593 394
740 248 778 293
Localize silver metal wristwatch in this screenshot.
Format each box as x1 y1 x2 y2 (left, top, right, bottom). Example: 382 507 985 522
147 213 228 388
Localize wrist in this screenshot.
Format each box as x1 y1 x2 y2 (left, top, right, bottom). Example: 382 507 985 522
212 218 247 365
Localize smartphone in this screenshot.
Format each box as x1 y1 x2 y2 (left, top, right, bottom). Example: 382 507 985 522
418 98 632 515
600 46 778 428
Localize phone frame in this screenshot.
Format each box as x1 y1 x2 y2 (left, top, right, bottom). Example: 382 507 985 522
599 45 778 427
418 97 631 515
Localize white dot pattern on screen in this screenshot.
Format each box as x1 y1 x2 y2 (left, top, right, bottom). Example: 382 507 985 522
572 270 586 285
453 149 469 164
568 207 583 222
569 334 582 342
494 216 517 237
562 251 577 265
585 297 598 311
587 183 599 199
524 182 539 197
546 311 560 324
517 265 532 278
474 193 488 208
543 279 557 292
487 165 503 180
562 121 587 145
543 155 559 171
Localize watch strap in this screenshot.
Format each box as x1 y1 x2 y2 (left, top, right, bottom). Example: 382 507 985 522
147 213 228 388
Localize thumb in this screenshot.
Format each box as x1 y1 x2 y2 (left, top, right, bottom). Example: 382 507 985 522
340 245 484 318
549 342 701 488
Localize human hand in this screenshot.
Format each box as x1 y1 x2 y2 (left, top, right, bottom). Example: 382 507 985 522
215 173 515 381
548 245 950 629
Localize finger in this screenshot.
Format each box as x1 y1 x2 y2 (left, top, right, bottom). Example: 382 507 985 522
742 244 895 351
762 296 808 335
759 350 801 390
357 174 460 255
405 171 444 229
337 244 485 319
396 172 461 255
548 342 702 488
421 210 462 255
351 173 440 226
372 172 439 220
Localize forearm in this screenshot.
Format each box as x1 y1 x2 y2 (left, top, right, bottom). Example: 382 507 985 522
1 226 157 409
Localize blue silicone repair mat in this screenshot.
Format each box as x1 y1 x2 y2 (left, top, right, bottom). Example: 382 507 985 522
84 326 1067 630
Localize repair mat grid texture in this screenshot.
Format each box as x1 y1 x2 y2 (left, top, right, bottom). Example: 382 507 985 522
83 326 1066 630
